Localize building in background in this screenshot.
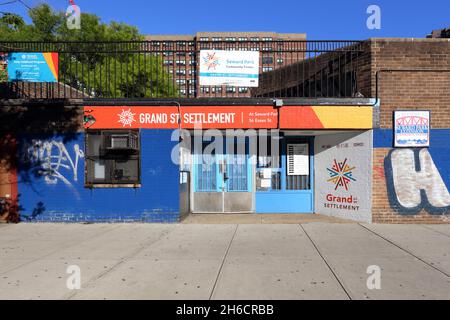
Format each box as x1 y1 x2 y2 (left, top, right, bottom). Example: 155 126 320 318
145 32 306 98
427 27 450 38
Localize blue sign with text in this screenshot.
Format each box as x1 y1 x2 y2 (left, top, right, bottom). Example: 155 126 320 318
7 52 58 82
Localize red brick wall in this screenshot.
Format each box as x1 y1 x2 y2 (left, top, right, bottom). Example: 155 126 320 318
370 39 450 223
0 134 18 222
372 148 450 224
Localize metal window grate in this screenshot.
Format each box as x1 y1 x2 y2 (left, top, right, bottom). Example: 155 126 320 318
195 155 217 192
85 130 141 186
227 154 248 192
286 175 310 190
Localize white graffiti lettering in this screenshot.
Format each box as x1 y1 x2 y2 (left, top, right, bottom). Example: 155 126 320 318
389 149 450 210
25 140 85 187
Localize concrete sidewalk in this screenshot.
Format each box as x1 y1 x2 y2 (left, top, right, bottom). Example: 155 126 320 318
0 223 449 300
182 213 356 224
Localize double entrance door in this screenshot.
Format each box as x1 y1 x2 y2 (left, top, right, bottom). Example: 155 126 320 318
192 138 253 213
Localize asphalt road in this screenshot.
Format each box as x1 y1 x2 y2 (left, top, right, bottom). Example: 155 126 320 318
0 222 449 299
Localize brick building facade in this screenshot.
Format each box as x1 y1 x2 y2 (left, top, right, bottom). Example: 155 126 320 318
1 37 448 224
369 39 450 223
256 38 450 223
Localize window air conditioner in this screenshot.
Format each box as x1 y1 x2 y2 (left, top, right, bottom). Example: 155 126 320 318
104 132 138 151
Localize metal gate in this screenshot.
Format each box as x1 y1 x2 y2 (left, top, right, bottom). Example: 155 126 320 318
191 138 253 213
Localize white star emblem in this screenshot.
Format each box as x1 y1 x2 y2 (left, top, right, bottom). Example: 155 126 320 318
117 108 136 127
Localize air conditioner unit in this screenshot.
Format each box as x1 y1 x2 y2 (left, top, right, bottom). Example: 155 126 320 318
103 131 138 152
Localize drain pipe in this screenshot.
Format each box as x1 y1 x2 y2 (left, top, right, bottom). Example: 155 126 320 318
273 98 283 130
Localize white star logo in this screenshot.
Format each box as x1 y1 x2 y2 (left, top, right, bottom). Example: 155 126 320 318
117 108 136 127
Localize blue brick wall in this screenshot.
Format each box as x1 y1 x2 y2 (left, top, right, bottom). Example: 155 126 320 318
18 130 180 222
374 129 450 189
373 128 450 216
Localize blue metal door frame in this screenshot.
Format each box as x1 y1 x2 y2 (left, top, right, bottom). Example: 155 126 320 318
256 136 314 213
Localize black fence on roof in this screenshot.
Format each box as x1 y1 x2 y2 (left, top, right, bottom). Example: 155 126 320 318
0 40 365 100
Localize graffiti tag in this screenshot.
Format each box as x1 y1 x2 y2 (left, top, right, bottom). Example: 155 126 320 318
24 140 85 187
384 148 450 214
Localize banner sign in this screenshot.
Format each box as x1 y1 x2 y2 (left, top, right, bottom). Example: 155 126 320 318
83 105 376 130
394 110 430 147
7 52 58 82
199 50 259 87
280 106 373 129
84 106 278 129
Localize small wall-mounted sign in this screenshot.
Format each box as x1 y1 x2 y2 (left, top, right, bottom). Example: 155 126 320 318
394 110 430 147
287 143 309 176
7 52 58 82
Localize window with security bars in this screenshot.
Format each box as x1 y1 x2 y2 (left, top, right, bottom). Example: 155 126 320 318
195 146 217 192
286 143 310 190
85 130 141 187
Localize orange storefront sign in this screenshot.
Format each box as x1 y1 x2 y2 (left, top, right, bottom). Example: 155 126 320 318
83 105 373 130
279 106 373 129
84 106 279 129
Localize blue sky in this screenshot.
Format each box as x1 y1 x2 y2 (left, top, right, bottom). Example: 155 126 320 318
0 0 449 39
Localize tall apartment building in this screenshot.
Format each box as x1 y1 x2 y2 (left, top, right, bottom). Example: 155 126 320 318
145 32 306 97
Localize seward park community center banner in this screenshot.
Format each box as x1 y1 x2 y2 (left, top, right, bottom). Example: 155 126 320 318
199 50 259 87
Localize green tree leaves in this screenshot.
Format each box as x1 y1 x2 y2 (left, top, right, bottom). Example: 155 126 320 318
0 4 177 98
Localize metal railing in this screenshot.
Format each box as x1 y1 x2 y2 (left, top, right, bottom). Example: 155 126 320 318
0 40 364 100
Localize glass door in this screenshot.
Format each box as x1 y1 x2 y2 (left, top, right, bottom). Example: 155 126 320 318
192 137 253 213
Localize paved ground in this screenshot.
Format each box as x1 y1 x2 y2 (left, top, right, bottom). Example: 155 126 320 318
0 221 449 300
183 213 356 224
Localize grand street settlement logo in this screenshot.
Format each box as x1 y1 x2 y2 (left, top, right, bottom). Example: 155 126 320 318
327 158 356 191
202 52 220 70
